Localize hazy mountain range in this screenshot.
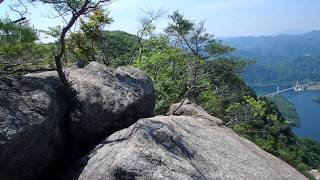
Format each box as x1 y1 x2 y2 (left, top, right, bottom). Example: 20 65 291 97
222 30 320 86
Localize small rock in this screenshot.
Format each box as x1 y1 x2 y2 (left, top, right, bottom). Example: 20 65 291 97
309 169 320 180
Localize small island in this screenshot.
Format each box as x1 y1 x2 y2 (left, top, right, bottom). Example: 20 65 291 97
313 97 320 103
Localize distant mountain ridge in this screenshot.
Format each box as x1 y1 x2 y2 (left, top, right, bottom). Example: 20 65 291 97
223 30 320 64
222 30 320 85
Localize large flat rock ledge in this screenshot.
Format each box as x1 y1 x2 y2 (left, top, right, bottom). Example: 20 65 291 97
65 102 307 180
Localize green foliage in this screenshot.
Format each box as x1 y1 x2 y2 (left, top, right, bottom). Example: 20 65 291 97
41 26 62 39
198 89 224 115
278 138 320 177
165 11 234 58
132 11 244 114
205 39 235 57
66 9 113 66
206 59 253 96
0 20 37 58
294 138 320 169
80 10 113 41
269 96 300 126
244 55 320 86
66 30 139 67
225 95 320 175
166 11 194 37
0 20 54 74
131 11 320 175
98 31 139 67
226 96 286 133
66 32 92 65
0 20 37 44
132 36 191 113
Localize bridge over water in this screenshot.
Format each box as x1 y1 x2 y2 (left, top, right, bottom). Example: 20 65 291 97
262 81 310 97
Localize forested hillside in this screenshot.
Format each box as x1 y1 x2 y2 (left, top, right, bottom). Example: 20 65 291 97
0 0 319 178
245 55 320 85
268 96 300 127
224 30 320 63
223 31 320 85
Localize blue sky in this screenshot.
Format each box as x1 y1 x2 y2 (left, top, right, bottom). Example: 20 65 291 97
107 0 320 37
1 0 320 40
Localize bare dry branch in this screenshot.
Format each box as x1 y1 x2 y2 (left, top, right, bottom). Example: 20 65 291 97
7 1 29 23
137 8 167 60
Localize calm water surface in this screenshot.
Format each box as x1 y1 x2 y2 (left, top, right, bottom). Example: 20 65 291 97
254 86 320 141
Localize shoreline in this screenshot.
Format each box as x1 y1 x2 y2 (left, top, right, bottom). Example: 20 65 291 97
306 84 320 91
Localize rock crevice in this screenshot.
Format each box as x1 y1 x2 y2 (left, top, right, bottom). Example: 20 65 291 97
0 62 155 180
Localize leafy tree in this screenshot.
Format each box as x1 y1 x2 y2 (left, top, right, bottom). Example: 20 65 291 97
133 35 191 113
165 10 234 58
79 9 112 63
203 58 254 115
31 0 112 91
66 9 112 67
133 10 246 114
226 95 320 175
66 30 139 67
65 32 92 66
164 11 238 112
0 20 54 74
132 10 320 176
98 31 139 67
136 9 165 61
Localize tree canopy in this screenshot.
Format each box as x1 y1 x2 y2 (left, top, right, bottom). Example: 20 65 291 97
0 20 54 74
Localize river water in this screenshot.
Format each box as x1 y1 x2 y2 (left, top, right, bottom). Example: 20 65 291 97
253 86 320 141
